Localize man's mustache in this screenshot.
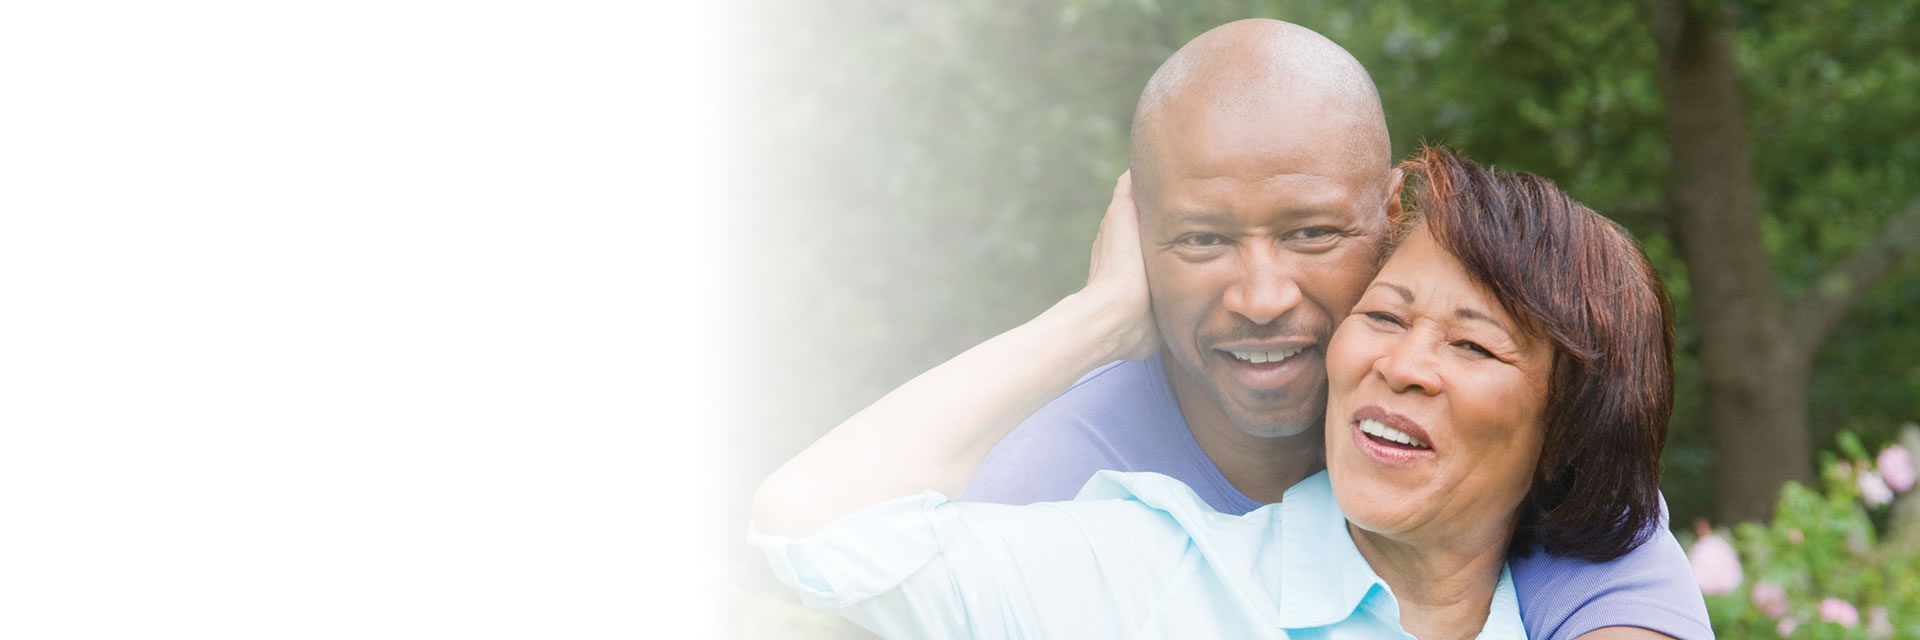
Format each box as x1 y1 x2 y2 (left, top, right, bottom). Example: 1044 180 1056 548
1203 319 1326 346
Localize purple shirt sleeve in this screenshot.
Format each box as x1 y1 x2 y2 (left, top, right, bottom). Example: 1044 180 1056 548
961 356 1262 514
961 360 1164 502
1510 498 1714 640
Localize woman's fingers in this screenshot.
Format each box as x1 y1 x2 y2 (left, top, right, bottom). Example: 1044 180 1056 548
1084 170 1158 361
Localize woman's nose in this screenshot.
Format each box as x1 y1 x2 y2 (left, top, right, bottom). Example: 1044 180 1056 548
1377 336 1443 395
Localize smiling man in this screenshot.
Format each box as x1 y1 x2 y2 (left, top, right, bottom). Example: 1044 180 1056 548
958 18 1711 640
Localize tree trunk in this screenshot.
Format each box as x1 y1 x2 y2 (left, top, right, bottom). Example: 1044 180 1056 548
1651 0 1812 523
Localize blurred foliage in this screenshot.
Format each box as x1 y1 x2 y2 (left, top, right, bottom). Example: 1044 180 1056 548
730 2 1920 636
737 0 1920 524
1694 431 1920 637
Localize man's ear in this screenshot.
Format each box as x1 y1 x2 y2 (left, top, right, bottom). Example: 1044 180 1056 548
1382 166 1407 224
1128 166 1156 235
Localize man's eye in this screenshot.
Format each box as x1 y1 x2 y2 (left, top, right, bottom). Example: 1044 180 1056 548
1181 233 1228 247
1288 227 1340 241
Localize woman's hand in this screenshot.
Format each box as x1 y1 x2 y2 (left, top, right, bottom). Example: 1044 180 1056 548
1078 171 1159 362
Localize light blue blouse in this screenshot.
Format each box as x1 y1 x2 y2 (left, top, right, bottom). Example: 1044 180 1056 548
749 471 1526 638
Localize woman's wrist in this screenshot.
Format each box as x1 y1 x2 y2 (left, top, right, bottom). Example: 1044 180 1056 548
1044 289 1156 367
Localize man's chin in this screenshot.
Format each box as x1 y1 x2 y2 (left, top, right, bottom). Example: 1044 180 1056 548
1219 398 1324 439
1168 352 1326 439
1215 384 1326 439
1229 418 1322 439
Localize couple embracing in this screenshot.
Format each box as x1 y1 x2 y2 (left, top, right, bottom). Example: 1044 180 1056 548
752 19 1712 640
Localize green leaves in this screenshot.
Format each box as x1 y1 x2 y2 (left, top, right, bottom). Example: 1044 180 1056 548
1698 434 1919 638
737 0 1920 543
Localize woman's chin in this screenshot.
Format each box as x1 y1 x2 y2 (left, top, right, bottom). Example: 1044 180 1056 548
1327 471 1424 538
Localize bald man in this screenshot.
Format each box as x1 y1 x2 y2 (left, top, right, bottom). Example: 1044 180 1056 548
960 19 1711 640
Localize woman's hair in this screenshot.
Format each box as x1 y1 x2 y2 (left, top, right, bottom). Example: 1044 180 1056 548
1387 145 1675 562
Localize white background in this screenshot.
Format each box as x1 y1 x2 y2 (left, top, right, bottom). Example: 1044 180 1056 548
1 1 721 636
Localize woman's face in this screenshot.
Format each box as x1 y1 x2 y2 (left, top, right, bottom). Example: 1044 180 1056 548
1323 224 1553 548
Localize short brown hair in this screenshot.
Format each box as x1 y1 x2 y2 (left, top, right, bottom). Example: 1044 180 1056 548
1392 145 1675 562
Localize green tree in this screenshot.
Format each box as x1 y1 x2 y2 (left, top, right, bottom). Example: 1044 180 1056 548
1273 0 1920 522
1646 0 1920 521
736 0 1920 532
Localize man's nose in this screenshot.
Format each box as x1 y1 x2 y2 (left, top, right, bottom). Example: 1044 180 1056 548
1377 335 1443 396
1221 243 1303 326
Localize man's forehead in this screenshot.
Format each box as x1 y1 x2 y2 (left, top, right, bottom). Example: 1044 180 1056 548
1170 97 1377 160
1154 172 1362 215
1139 127 1384 214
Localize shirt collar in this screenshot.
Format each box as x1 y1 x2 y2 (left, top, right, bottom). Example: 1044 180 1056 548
1272 471 1527 638
1274 471 1390 629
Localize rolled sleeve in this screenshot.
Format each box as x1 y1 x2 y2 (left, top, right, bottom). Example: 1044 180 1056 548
748 492 990 638
747 481 1203 639
749 492 952 608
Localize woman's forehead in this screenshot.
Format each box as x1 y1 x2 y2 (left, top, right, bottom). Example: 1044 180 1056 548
1370 228 1539 344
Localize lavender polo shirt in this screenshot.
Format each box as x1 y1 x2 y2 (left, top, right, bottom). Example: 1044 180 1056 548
960 354 1713 640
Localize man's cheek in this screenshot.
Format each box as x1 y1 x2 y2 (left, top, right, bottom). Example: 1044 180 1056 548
1151 296 1204 352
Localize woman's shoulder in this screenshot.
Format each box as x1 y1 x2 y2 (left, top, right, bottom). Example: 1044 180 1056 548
1072 471 1276 515
1053 470 1289 555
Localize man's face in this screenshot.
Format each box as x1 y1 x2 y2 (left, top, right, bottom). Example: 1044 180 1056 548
1138 108 1389 440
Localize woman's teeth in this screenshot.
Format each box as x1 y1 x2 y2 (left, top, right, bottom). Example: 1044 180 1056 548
1359 418 1430 449
1228 347 1305 364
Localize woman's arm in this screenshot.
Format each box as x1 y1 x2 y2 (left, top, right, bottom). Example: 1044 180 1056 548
753 173 1157 538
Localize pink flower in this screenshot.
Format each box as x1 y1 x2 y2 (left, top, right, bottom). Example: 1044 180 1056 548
1688 532 1742 595
1868 606 1894 639
1859 470 1894 506
1751 581 1788 618
1777 617 1799 637
1787 528 1804 544
1879 445 1914 492
1820 598 1859 627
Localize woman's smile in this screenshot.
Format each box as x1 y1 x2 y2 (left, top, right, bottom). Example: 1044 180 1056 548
1349 405 1437 467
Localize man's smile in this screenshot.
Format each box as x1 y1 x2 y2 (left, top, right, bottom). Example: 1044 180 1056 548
1225 346 1306 363
1212 342 1319 392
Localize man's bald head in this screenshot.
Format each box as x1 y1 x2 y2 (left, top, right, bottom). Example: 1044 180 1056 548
1118 21 1401 448
1130 19 1390 202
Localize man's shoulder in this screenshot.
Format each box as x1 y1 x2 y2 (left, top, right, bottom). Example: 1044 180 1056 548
1509 498 1713 640
1004 356 1175 452
961 357 1194 504
1040 357 1166 418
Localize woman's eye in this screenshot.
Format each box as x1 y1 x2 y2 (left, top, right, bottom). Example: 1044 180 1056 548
1456 341 1494 358
1364 311 1402 326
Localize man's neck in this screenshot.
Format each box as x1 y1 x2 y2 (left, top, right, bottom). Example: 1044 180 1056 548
1162 357 1324 504
1347 522 1510 640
